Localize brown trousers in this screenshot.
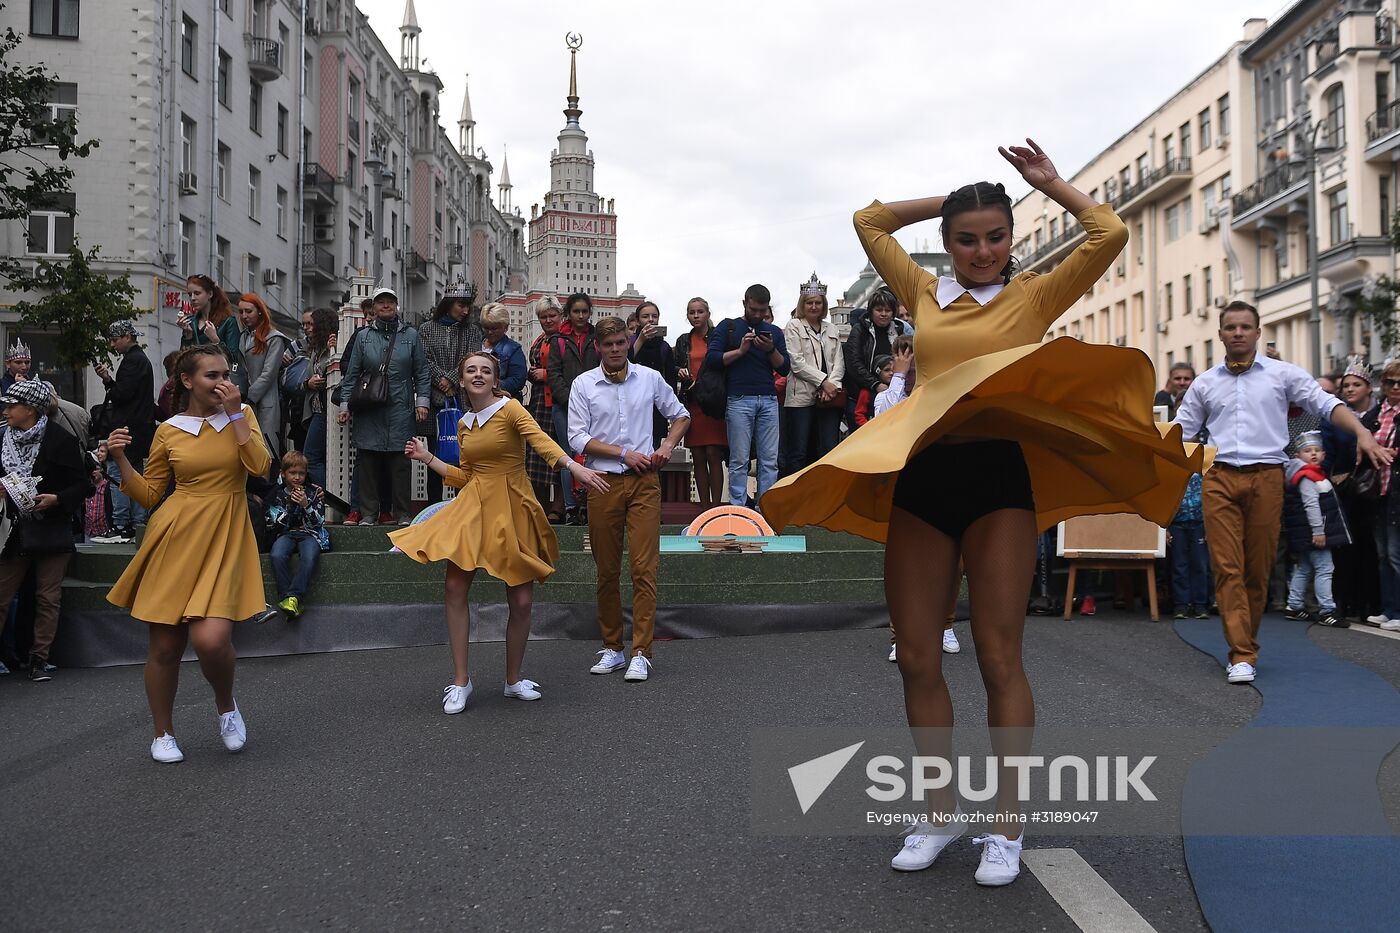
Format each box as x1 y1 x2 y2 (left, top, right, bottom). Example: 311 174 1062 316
588 472 662 658
1202 465 1284 665
0 552 72 663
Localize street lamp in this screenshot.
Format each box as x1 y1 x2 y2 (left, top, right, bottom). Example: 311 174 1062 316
362 145 386 284
1296 117 1338 374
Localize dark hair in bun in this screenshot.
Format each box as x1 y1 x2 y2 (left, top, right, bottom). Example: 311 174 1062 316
940 182 1019 283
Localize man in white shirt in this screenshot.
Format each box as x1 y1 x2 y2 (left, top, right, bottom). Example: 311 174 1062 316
1173 301 1389 685
568 316 691 682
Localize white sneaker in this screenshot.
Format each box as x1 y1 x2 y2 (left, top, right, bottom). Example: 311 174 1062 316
590 648 628 674
942 629 961 654
891 811 966 871
1367 614 1390 625
150 732 184 763
888 643 897 662
972 834 1023 886
218 704 247 752
442 681 472 714
503 679 543 701
624 654 651 682
1226 662 1256 684
1380 620 1400 632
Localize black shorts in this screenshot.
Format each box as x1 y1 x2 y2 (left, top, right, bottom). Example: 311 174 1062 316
892 440 1035 538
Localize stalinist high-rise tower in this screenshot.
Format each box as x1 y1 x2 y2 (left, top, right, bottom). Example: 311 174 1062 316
528 36 619 298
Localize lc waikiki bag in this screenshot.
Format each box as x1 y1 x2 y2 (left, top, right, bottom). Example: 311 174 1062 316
348 325 401 412
436 396 463 465
690 319 741 420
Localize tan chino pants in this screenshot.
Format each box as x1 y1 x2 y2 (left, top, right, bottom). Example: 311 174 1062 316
0 552 72 664
1202 464 1284 666
588 472 662 658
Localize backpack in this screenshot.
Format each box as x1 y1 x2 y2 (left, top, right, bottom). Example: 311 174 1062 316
690 318 741 420
280 342 310 425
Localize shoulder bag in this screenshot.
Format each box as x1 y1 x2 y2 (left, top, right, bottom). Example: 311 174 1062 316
348 325 401 412
690 320 735 420
812 329 848 410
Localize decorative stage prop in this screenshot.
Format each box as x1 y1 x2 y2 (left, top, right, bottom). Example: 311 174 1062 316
1056 513 1166 622
657 506 807 554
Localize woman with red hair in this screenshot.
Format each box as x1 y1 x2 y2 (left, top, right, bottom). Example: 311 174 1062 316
236 293 289 459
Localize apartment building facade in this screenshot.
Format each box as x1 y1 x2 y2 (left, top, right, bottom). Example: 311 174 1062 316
1013 0 1400 381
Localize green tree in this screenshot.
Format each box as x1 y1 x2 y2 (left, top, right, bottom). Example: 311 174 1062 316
9 244 139 371
0 3 98 284
1356 209 1400 355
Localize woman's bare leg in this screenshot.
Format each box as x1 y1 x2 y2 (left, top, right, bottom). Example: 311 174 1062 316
693 447 713 508
504 581 533 684
145 622 189 737
444 565 476 686
188 616 237 714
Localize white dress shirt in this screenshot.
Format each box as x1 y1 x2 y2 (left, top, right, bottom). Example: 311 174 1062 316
873 372 909 417
1172 355 1343 466
935 277 1004 309
567 364 690 473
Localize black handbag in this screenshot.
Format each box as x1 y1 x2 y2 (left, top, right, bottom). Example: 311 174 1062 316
348 325 400 412
690 321 737 420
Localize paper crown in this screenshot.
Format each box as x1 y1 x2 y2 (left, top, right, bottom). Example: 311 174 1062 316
1343 354 1373 385
799 272 827 297
1294 430 1324 451
6 339 30 362
0 472 42 513
444 274 477 301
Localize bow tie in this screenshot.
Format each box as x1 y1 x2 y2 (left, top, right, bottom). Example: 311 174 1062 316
1226 355 1256 375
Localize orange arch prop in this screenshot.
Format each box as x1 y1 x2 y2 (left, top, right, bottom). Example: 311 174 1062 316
683 506 775 537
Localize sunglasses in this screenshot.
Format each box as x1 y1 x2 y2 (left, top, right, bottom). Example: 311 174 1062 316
1385 379 1400 387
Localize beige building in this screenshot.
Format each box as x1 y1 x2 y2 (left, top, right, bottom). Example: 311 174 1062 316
1013 0 1400 383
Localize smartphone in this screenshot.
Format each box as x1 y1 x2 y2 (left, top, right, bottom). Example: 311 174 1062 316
654 325 668 338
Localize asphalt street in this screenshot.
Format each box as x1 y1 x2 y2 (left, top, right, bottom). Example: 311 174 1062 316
3 613 1389 932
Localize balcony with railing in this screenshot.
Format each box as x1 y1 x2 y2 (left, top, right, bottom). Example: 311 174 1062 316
302 163 337 206
1111 158 1193 215
1230 160 1309 229
301 243 335 282
447 242 464 265
406 249 429 282
1365 99 1400 161
247 37 282 82
1017 222 1086 273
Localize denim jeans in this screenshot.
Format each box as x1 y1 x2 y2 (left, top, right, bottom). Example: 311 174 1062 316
105 457 148 529
552 405 576 511
1373 511 1400 616
779 404 841 478
271 534 321 599
303 413 327 490
1169 521 1211 608
1287 548 1335 614
726 395 780 506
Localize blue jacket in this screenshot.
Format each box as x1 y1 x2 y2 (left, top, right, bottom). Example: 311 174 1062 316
704 317 790 397
1172 473 1203 524
490 335 527 399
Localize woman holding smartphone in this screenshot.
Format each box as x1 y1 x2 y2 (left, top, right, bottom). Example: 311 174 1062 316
180 274 240 361
628 302 676 447
106 345 273 763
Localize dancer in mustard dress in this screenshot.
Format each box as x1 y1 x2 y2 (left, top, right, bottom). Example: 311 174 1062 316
389 351 609 713
107 345 273 764
763 140 1203 886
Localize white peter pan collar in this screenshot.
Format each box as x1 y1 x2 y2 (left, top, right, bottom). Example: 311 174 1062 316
935 276 1004 309
459 396 509 430
166 408 234 437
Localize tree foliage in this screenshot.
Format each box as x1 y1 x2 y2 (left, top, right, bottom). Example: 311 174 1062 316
1356 210 1400 356
9 244 139 370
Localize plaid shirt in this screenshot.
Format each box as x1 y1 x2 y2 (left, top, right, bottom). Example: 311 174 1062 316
418 313 483 409
1379 399 1400 496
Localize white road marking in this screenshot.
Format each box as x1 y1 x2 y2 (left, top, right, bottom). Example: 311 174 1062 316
1348 624 1400 642
1023 847 1157 933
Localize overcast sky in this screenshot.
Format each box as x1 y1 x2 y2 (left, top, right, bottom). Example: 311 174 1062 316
359 0 1285 331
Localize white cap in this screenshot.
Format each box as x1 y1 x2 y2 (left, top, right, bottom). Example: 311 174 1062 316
372 287 398 302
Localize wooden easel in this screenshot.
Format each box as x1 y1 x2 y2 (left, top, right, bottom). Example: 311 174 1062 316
1057 513 1166 622
1062 554 1159 622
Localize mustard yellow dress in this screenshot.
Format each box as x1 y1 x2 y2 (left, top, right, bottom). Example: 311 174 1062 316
761 201 1204 540
107 405 274 624
388 398 570 586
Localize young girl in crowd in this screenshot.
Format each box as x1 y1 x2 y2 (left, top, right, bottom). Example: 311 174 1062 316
267 450 328 618
389 352 609 713
853 356 893 428
180 274 240 360
106 345 273 764
1168 472 1211 620
763 139 1201 885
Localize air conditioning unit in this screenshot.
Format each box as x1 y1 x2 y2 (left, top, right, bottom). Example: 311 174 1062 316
394 248 404 260
381 237 392 250
1156 321 1169 334
178 172 198 195
1213 296 1227 308
262 269 279 286
1215 135 1229 150
1136 253 1144 265
1115 262 1126 277
314 227 334 242
1199 215 1220 234
305 16 319 35
1196 306 1209 319
1114 336 1127 346
314 212 332 227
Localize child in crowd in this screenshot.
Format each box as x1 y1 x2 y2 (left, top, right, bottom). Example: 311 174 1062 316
86 440 111 542
1282 431 1350 628
1167 472 1210 620
854 355 893 427
871 337 959 660
266 450 328 618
